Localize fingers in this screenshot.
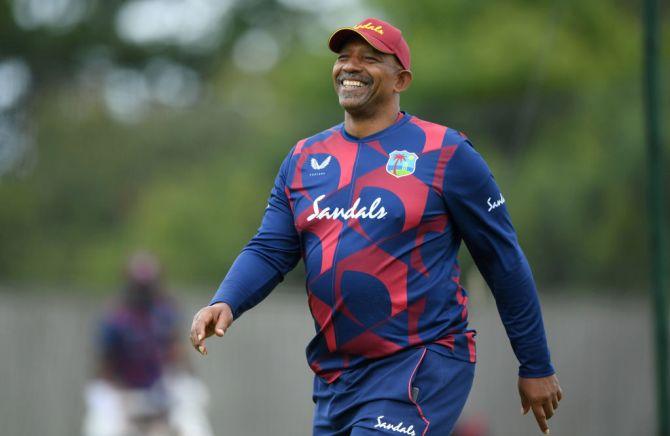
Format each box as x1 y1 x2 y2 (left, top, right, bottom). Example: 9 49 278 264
550 384 563 415
518 374 563 434
214 309 231 337
520 391 531 416
531 394 559 434
189 304 234 356
190 308 212 356
542 399 555 420
531 404 549 434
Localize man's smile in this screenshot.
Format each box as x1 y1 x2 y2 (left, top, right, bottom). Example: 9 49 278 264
341 79 366 89
337 75 372 92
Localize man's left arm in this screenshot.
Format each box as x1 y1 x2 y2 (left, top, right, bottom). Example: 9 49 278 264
442 139 563 434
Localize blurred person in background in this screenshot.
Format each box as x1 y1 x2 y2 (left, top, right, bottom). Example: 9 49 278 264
83 251 214 436
452 414 490 436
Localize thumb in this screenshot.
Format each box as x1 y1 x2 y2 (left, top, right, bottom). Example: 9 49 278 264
214 309 231 337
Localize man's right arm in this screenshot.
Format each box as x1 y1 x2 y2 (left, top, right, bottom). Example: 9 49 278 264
190 150 301 354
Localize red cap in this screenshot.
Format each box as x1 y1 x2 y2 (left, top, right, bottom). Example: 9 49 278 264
328 18 411 70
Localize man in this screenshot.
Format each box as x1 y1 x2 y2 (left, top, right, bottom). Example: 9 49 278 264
190 18 562 435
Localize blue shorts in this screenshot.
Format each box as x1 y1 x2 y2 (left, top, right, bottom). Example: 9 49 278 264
312 344 475 435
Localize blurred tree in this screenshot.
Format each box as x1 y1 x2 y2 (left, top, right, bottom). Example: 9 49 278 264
0 0 667 291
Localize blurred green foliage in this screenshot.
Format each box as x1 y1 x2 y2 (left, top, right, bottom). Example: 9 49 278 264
0 0 668 291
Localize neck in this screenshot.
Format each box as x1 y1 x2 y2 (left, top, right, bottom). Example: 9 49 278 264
343 103 402 139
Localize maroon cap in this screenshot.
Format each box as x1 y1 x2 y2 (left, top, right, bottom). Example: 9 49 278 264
328 18 411 70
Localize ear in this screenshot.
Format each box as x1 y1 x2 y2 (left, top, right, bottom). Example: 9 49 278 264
394 69 413 93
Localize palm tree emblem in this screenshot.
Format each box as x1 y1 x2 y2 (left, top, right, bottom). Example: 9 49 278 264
386 150 418 178
390 152 407 176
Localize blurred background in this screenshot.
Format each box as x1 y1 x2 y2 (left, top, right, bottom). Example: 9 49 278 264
0 0 668 435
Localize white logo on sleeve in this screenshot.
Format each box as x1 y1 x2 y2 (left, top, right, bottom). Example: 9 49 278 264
374 416 416 436
487 193 506 212
310 155 331 170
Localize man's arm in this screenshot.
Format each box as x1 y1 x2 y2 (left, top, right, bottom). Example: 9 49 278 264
442 139 562 434
190 150 301 355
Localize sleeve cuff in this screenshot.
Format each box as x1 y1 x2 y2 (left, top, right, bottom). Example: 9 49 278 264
518 364 555 378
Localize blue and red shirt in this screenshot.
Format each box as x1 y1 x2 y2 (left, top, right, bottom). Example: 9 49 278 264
99 298 179 388
211 112 554 382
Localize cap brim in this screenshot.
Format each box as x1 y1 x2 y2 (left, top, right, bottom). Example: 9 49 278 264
328 28 395 55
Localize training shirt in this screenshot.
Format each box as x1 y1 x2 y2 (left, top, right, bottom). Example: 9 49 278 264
99 297 179 388
210 112 554 382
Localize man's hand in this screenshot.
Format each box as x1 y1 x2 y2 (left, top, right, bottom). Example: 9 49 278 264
518 374 563 434
189 302 234 356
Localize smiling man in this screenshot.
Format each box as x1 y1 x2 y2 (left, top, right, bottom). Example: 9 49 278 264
190 18 562 435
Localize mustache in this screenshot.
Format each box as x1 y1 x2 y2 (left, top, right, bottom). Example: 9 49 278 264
336 74 371 85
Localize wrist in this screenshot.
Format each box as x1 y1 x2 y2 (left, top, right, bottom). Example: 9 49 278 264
209 298 237 319
518 365 555 378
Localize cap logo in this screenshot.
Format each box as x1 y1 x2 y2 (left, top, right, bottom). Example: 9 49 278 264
353 22 384 35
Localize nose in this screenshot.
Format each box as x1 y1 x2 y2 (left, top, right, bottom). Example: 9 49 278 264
341 55 363 73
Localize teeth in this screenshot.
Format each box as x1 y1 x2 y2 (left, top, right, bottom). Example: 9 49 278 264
342 79 365 88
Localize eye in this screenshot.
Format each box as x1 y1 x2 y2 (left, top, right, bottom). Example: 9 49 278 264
364 56 379 63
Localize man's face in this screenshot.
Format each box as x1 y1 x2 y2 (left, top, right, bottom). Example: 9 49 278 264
332 36 405 115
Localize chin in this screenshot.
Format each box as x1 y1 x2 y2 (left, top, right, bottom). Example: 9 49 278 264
338 96 371 114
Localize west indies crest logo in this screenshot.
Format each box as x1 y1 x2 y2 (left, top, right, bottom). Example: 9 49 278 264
386 150 418 178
